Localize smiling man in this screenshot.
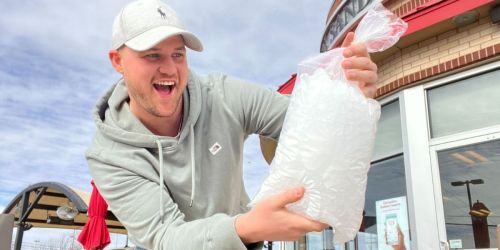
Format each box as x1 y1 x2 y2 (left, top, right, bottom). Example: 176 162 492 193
87 0 378 249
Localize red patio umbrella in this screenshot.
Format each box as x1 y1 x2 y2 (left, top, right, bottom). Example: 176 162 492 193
77 180 110 250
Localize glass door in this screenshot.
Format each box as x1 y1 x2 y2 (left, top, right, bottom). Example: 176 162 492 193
430 133 500 249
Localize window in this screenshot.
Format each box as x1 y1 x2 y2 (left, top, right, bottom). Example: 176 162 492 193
358 100 410 249
436 139 500 249
360 155 408 248
427 69 500 138
372 100 403 160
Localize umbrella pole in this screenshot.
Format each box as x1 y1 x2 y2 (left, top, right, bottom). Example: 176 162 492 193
14 192 29 250
72 229 76 249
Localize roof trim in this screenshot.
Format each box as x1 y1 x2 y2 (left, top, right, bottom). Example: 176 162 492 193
3 182 88 214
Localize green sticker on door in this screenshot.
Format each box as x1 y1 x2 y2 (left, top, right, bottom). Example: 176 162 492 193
449 239 463 249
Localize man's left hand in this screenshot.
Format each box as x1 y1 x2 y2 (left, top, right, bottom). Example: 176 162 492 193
340 32 378 98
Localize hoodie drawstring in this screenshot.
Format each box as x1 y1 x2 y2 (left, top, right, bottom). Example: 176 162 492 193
189 124 196 207
156 125 196 224
155 139 165 223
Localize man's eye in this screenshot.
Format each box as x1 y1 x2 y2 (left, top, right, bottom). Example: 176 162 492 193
173 53 184 58
145 54 160 59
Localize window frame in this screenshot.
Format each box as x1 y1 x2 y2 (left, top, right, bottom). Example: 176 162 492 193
429 130 500 246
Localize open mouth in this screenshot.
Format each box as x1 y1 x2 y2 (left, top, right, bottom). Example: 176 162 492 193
153 81 175 95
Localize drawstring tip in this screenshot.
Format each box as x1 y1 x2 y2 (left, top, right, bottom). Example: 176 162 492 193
189 199 193 207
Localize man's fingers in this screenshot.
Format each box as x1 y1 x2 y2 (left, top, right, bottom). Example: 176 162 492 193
342 57 378 72
344 69 377 98
341 32 355 48
270 187 305 208
286 213 328 232
364 87 377 99
305 220 328 232
343 42 369 58
319 222 329 231
345 70 378 85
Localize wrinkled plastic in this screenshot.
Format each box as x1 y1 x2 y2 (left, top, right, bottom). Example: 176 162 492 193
250 0 407 244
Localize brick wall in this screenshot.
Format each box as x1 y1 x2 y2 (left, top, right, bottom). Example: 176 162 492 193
374 14 500 98
384 0 435 18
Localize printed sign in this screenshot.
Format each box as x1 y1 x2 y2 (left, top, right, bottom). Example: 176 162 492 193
376 196 411 250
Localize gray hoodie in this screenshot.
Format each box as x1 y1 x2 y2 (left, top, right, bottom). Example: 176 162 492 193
87 71 289 249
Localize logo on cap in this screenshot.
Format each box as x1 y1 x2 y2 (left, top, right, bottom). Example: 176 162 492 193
157 6 167 19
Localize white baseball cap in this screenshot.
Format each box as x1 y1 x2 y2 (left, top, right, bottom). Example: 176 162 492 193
112 0 203 52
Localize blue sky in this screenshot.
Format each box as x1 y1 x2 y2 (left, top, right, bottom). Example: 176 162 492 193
0 0 331 247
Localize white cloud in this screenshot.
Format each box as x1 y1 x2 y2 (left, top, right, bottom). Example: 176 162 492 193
0 48 112 198
173 0 330 85
0 0 125 65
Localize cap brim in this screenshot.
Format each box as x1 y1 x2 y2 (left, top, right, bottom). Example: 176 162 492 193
125 26 203 52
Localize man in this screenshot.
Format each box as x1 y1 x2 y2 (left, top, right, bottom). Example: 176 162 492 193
87 0 378 249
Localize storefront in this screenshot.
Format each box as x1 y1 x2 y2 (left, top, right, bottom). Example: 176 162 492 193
278 0 500 249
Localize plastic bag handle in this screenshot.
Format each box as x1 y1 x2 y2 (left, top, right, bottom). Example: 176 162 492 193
353 0 408 53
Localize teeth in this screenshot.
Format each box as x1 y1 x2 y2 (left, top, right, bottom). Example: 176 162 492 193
155 81 175 86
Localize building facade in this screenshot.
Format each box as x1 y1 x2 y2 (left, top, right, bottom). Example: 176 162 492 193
279 0 500 249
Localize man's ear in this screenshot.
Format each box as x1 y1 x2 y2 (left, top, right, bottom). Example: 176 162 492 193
109 49 124 74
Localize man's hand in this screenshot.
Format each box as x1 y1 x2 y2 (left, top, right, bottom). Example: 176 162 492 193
340 32 378 98
235 187 328 244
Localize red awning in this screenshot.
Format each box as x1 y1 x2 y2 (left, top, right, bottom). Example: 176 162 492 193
402 0 494 36
277 74 297 95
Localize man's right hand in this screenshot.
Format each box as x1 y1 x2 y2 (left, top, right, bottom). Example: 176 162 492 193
235 187 328 244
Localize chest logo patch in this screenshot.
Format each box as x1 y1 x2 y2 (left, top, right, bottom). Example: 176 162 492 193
209 142 222 155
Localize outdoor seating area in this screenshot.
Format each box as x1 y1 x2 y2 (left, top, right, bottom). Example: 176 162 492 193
1 181 126 250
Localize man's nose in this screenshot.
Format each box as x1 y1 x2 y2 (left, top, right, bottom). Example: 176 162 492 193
158 59 176 75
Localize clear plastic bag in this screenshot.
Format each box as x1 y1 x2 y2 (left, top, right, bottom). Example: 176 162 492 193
251 0 407 244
